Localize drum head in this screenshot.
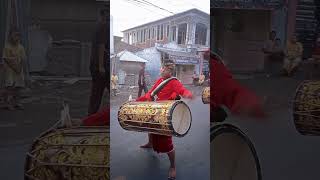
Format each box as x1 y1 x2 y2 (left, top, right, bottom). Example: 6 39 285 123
211 124 261 180
171 101 192 137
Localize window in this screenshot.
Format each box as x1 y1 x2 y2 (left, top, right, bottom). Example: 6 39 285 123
171 26 176 42
140 30 143 43
157 25 160 40
133 33 136 43
142 29 145 42
167 25 170 37
152 27 155 38
160 24 164 40
137 31 139 43
178 23 187 44
195 23 207 45
148 28 151 39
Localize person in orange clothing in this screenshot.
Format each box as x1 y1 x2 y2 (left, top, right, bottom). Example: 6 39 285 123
137 59 193 180
210 52 266 122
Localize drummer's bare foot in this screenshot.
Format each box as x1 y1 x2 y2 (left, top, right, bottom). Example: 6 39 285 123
140 143 152 148
168 167 176 180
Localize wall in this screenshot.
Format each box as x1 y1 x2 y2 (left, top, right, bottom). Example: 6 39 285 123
135 47 162 83
272 7 288 46
118 61 144 86
287 0 298 42
123 11 210 49
46 42 91 77
214 9 271 72
110 15 114 55
30 0 103 42
0 0 9 88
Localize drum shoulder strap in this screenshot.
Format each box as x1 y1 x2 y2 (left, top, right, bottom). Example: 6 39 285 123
151 77 178 100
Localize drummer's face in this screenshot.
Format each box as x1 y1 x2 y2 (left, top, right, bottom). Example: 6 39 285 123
161 66 171 78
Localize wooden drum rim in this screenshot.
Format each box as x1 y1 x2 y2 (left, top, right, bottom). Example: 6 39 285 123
169 100 192 137
210 123 262 180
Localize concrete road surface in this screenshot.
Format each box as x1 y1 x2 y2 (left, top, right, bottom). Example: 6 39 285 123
111 96 210 180
221 76 320 180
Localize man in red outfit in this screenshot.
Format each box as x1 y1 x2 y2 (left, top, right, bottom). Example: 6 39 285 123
82 106 110 126
210 52 265 121
136 59 193 179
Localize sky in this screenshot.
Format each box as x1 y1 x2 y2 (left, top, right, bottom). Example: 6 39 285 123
110 0 210 37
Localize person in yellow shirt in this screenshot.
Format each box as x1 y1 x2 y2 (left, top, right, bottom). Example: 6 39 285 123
111 72 118 96
198 72 205 86
2 28 26 110
283 35 303 76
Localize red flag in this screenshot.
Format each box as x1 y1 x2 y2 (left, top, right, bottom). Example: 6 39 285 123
82 106 110 126
211 58 266 118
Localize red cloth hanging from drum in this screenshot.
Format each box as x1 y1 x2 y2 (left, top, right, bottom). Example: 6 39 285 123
136 77 193 153
82 106 110 126
211 58 265 118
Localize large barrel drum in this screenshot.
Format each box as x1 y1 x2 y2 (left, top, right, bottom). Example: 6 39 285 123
118 100 192 137
293 80 320 136
211 124 262 180
24 126 109 180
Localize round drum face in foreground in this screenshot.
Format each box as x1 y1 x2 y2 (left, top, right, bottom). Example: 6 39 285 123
210 124 261 180
172 102 192 136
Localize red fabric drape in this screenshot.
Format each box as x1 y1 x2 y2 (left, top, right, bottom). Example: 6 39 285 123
82 106 110 126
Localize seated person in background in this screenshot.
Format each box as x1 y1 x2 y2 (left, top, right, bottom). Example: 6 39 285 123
192 71 198 85
198 73 205 85
283 35 303 76
262 31 276 77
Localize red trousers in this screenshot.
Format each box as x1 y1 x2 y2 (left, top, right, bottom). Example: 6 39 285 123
151 134 174 153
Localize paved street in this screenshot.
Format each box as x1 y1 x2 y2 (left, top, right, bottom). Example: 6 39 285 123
110 86 210 180
0 80 93 179
224 75 320 180
3 74 320 180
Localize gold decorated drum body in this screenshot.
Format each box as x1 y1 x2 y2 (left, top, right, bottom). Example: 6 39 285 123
293 80 320 136
24 127 109 180
202 87 210 104
118 100 192 137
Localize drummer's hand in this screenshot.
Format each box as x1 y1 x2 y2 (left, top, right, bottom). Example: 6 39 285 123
183 91 193 99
